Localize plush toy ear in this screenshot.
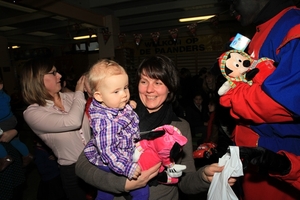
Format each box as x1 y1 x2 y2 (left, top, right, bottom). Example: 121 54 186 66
225 66 233 76
170 142 181 160
149 171 171 186
156 172 168 183
138 130 165 141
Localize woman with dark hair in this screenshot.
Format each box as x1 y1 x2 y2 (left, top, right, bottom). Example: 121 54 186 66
76 54 236 199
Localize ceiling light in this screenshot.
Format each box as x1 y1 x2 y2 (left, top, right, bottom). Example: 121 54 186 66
8 46 20 49
179 15 215 22
73 34 97 40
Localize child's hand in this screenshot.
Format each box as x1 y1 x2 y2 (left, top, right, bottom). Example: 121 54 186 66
0 129 18 142
132 165 142 179
129 100 137 109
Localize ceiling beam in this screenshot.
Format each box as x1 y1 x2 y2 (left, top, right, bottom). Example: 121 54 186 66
1 20 77 36
115 0 219 17
0 11 54 26
20 0 105 27
89 0 133 7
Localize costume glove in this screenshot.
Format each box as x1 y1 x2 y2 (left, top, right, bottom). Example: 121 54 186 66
245 68 259 81
239 146 291 175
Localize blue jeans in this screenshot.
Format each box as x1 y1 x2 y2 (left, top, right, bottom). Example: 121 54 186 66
96 165 149 200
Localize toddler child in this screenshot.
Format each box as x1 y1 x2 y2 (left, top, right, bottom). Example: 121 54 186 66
83 59 146 200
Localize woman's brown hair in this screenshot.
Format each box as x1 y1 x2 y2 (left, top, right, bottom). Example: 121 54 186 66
21 57 55 106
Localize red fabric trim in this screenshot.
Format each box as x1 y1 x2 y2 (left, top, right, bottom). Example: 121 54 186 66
85 97 93 121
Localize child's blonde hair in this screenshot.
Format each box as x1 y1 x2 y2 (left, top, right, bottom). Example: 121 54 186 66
88 59 126 94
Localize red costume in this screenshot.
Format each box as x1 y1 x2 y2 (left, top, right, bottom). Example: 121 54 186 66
221 1 300 199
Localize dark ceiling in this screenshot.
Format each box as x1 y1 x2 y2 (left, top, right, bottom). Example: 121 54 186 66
3 0 299 50
0 0 237 49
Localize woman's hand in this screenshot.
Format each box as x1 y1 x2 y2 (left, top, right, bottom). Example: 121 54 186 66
202 163 223 183
125 162 160 192
0 129 18 142
201 163 237 186
228 177 237 186
75 75 86 92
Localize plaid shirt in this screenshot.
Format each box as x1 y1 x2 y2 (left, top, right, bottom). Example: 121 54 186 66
84 99 140 179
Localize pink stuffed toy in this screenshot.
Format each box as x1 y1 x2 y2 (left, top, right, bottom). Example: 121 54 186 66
133 125 187 184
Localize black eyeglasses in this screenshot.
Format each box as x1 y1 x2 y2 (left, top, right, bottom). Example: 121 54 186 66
46 70 59 76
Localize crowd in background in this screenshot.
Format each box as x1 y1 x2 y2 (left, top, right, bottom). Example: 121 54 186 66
176 64 234 152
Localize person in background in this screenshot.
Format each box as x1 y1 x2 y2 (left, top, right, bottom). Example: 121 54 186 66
191 67 208 93
178 67 193 108
0 128 26 200
184 92 209 140
0 77 33 171
201 72 218 108
59 71 73 93
76 54 236 200
20 57 91 200
220 0 300 199
83 59 147 200
33 136 66 200
204 99 218 144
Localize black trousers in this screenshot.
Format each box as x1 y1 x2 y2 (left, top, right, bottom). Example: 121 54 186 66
59 163 87 200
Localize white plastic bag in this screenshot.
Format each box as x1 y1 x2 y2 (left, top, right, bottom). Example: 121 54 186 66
207 146 244 200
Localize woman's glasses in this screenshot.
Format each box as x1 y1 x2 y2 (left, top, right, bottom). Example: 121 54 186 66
46 70 59 76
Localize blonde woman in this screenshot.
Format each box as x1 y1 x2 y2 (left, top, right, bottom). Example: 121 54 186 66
21 57 91 200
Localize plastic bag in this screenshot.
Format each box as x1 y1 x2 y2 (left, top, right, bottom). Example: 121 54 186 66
207 146 243 200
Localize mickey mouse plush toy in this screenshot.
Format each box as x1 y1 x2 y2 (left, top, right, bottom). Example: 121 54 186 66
218 49 276 96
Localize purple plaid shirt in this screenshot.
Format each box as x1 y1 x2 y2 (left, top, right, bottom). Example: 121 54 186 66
84 99 140 179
